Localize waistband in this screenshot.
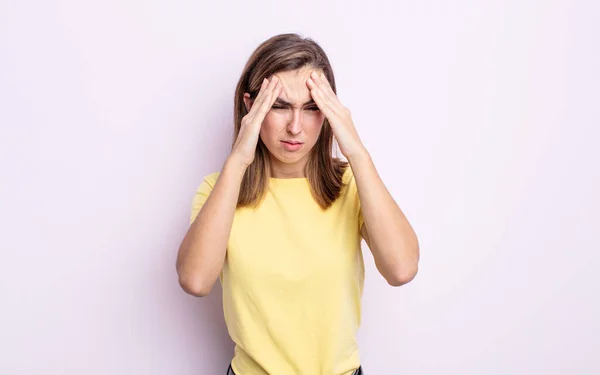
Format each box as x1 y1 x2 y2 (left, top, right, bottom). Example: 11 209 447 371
226 363 363 375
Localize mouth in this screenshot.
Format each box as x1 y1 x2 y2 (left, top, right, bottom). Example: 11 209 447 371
281 141 303 145
280 140 304 151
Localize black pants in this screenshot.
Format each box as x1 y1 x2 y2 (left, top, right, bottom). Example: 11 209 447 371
226 363 363 375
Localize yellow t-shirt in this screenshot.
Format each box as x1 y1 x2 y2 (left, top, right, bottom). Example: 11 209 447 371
189 166 365 375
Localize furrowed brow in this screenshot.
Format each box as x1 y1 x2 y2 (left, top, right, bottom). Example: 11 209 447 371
274 98 316 106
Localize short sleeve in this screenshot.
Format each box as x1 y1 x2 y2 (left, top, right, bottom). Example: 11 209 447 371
344 166 364 231
189 172 220 225
355 178 364 230
358 200 364 230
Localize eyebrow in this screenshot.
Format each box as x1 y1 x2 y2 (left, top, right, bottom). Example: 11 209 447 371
274 98 317 106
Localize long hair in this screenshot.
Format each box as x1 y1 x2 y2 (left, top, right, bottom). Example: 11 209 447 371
233 33 348 209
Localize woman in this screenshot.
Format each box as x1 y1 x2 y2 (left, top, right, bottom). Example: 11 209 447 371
176 33 419 375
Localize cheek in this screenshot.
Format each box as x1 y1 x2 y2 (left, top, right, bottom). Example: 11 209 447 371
262 112 287 130
258 116 279 143
306 114 326 134
260 114 276 130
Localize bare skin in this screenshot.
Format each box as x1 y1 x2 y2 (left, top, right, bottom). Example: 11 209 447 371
176 76 282 296
176 67 419 296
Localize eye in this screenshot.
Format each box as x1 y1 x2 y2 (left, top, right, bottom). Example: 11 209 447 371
306 107 320 111
271 105 286 110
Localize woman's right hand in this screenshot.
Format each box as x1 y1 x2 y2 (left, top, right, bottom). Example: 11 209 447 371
230 76 282 168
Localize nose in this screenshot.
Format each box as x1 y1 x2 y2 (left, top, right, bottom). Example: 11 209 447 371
286 109 303 135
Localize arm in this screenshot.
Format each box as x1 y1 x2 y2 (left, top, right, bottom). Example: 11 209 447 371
176 75 282 297
305 70 419 286
176 157 246 296
350 150 420 286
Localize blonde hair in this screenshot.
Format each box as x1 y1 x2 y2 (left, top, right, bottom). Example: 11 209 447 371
233 33 348 209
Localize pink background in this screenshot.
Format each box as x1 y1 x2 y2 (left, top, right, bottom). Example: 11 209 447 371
1 0 599 374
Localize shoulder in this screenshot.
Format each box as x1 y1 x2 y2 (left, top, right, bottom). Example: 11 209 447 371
193 171 220 197
201 171 220 188
189 171 220 224
341 163 356 187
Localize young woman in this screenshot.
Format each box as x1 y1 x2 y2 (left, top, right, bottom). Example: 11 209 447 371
176 33 419 375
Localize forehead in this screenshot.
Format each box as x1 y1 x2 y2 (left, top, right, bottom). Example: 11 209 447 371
272 67 322 105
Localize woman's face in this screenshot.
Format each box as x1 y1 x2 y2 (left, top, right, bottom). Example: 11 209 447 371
244 67 326 173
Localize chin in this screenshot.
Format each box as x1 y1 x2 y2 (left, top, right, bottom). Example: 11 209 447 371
276 153 305 163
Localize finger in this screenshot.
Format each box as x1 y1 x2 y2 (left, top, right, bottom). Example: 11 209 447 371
307 77 338 116
310 71 333 93
252 78 269 105
307 83 336 121
312 72 344 112
308 72 339 116
243 78 268 120
252 78 272 110
256 77 280 113
255 78 282 119
248 77 278 118
260 78 283 115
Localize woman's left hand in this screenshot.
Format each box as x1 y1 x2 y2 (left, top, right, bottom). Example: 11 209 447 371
306 71 367 160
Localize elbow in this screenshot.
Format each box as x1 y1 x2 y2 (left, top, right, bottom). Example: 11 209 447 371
177 272 213 297
176 245 214 297
387 263 418 287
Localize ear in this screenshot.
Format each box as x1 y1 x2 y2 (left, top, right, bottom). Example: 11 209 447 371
243 93 253 112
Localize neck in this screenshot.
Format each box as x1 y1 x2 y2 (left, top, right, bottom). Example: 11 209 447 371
269 156 308 179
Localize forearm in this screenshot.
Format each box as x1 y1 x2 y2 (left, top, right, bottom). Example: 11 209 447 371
348 150 420 285
176 157 247 296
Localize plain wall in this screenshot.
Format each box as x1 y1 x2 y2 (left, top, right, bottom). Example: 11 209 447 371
1 0 598 374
